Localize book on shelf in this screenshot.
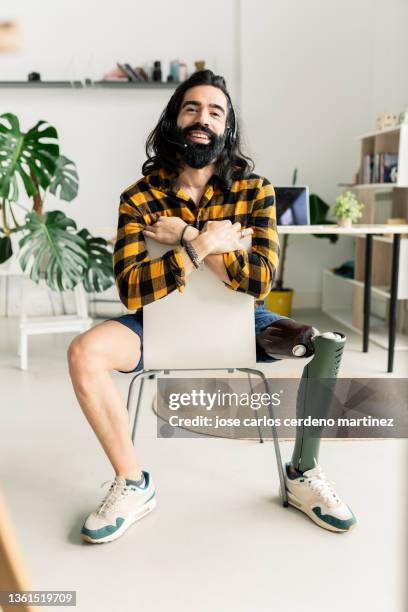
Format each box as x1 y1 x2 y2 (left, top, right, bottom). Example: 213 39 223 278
103 64 150 83
123 63 143 82
116 63 131 80
362 153 398 184
383 153 398 183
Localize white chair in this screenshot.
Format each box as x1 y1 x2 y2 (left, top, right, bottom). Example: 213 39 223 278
0 244 92 369
18 278 92 370
0 245 24 317
125 238 288 507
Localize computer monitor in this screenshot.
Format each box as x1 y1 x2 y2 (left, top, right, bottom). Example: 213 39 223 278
275 186 310 225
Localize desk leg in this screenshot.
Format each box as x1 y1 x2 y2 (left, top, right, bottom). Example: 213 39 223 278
363 234 373 353
388 234 400 373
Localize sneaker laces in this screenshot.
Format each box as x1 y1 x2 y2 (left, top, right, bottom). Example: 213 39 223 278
97 477 128 515
304 466 341 507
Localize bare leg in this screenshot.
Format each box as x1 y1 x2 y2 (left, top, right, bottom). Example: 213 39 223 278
67 320 143 480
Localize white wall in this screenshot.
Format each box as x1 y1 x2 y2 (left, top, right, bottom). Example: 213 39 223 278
240 0 408 306
0 0 238 86
1 0 407 314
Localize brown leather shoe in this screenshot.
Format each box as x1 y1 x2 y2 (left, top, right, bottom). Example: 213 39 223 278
256 319 318 360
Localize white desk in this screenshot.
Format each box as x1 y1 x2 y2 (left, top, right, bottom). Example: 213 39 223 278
276 224 408 373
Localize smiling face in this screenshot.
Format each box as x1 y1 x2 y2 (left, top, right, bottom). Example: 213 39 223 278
177 84 228 141
174 85 229 169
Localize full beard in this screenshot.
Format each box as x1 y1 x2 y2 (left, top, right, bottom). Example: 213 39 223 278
171 124 227 169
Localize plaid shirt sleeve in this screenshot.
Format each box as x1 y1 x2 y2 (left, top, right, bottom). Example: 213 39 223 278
222 178 280 299
113 193 186 310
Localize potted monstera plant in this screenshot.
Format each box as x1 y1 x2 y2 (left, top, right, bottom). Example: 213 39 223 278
0 112 114 293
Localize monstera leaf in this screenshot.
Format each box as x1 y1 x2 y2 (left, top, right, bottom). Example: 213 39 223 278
0 113 59 201
18 211 87 291
77 228 115 293
49 155 79 202
0 231 12 264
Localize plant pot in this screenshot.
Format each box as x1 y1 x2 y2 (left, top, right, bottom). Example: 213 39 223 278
265 288 294 317
336 217 352 228
0 232 21 274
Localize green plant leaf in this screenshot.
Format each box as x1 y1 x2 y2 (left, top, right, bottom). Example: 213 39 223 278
49 155 79 202
0 113 59 201
0 233 13 263
77 228 115 293
309 193 339 244
18 210 87 291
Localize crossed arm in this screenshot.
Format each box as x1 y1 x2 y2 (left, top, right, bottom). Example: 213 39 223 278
113 181 279 309
143 217 240 284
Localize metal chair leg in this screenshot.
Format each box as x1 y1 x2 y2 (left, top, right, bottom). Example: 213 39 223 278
126 369 162 444
131 377 145 443
238 367 288 507
246 372 264 443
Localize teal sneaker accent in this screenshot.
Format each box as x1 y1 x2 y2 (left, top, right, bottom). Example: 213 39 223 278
285 462 304 480
312 507 357 531
284 463 357 532
81 517 125 540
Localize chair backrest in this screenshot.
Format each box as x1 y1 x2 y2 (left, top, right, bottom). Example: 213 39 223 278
143 238 256 369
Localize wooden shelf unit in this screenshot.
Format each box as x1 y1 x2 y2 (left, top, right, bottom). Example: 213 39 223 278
358 123 408 188
322 126 408 349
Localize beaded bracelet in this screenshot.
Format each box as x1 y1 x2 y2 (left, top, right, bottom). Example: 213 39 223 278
184 240 201 269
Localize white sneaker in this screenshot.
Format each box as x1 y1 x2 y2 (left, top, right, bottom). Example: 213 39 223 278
80 471 156 544
283 463 356 533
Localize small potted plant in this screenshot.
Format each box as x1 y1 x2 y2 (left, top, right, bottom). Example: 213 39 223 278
332 191 364 228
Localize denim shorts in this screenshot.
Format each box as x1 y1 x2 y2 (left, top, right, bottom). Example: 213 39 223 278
109 303 289 374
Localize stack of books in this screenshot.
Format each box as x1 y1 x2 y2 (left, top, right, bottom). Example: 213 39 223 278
362 153 398 184
103 64 149 82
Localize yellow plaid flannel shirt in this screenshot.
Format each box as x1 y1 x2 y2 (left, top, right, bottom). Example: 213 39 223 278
113 167 280 311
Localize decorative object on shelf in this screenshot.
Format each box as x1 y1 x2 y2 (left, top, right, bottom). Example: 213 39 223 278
169 60 179 82
333 260 354 279
0 112 114 293
28 72 41 82
331 191 364 228
399 107 408 125
194 60 205 71
0 20 22 52
179 61 188 82
153 61 162 82
375 112 398 131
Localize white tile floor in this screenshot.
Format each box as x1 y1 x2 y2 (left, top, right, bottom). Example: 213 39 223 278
0 311 407 612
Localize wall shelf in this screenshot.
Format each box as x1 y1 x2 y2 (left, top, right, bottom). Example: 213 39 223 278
0 80 177 89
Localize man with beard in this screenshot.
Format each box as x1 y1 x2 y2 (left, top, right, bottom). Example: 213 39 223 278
68 70 356 544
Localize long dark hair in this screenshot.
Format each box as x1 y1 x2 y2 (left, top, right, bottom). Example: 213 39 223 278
142 70 254 186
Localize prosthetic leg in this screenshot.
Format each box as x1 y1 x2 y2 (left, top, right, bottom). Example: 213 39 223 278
256 321 346 473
